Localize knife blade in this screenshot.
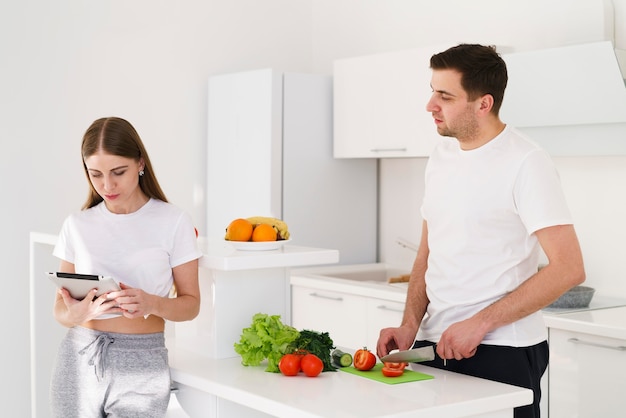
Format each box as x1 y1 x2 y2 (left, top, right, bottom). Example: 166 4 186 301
379 346 435 363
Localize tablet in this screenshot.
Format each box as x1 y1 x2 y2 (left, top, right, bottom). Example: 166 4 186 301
47 272 121 300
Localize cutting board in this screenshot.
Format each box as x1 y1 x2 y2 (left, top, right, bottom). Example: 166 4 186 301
339 364 434 384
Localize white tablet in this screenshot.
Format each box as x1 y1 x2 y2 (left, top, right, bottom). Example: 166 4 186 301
47 272 121 300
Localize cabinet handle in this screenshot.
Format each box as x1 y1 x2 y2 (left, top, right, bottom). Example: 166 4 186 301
370 148 407 153
377 305 404 313
567 337 626 351
309 292 343 301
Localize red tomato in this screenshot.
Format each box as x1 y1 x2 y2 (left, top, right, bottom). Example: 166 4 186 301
300 353 324 377
353 347 376 371
382 366 405 377
279 353 301 376
383 362 408 370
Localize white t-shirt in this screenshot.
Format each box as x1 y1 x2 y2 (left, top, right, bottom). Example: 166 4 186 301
54 198 202 300
417 126 572 346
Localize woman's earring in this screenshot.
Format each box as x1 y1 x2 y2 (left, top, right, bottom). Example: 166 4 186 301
139 170 145 176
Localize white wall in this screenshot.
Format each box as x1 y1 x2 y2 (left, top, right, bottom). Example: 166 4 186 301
4 0 626 415
1 1 314 415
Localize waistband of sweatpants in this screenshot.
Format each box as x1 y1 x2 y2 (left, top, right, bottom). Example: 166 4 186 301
69 325 165 349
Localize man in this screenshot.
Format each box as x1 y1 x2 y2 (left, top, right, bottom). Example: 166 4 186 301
376 44 585 418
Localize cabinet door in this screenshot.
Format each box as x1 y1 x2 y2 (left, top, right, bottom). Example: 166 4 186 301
549 328 626 418
206 69 283 239
365 299 405 351
291 285 367 349
333 46 443 158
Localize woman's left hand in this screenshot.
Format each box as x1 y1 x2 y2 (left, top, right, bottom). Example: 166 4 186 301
108 282 156 319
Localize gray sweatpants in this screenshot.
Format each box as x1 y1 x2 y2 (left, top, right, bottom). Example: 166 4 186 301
50 326 171 418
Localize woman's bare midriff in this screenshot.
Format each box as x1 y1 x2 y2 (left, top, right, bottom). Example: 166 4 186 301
82 314 165 334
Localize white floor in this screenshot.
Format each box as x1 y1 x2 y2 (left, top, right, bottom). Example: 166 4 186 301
166 394 189 417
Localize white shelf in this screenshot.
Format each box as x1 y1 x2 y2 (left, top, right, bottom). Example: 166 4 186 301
198 239 339 271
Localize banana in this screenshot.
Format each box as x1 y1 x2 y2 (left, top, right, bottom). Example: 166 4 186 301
246 216 290 240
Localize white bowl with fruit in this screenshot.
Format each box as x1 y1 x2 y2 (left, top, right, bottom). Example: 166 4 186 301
225 216 291 251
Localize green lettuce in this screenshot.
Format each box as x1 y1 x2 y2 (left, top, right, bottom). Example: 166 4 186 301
234 313 300 372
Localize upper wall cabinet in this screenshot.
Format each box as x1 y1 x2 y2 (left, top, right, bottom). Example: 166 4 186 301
334 41 626 157
333 45 445 158
500 41 626 127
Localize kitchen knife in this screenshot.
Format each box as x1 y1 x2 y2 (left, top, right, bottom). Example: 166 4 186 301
379 346 435 363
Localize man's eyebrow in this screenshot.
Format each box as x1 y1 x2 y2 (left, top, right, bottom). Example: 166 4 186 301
430 84 457 97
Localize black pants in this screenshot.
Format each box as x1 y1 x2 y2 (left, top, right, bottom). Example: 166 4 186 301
412 340 549 418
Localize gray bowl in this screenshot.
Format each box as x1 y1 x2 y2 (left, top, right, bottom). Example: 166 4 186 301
548 286 595 309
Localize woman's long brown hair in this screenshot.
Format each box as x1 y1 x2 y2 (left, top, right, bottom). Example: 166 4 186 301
80 117 168 209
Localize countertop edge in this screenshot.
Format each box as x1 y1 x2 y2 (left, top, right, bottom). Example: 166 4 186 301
199 246 340 271
544 308 626 340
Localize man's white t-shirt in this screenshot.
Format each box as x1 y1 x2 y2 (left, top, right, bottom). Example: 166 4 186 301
418 125 572 346
54 198 202 302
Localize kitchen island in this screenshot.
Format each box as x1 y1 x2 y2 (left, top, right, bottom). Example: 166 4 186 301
169 247 532 417
168 344 532 418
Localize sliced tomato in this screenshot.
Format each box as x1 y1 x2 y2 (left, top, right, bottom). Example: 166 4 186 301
354 347 377 371
383 362 408 370
382 366 405 377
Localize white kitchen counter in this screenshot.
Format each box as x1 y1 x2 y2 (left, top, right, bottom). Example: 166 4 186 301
543 305 626 339
168 343 533 418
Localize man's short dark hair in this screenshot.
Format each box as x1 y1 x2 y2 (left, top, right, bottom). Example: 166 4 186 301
430 44 508 115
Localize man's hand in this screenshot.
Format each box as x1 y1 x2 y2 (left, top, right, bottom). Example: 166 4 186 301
436 316 485 360
377 325 418 359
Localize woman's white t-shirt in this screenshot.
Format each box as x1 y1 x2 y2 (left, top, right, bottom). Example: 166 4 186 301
418 126 572 346
54 198 202 302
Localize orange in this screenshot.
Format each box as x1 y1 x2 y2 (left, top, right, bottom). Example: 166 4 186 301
251 223 278 242
225 218 254 241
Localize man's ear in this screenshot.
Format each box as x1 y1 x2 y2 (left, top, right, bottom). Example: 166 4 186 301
478 94 494 114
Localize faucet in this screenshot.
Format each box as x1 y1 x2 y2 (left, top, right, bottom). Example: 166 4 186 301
396 237 418 252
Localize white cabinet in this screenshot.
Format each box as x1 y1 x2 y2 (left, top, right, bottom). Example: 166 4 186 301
291 284 404 350
334 42 626 157
365 298 405 350
292 285 367 349
333 46 444 158
548 324 626 417
501 42 626 128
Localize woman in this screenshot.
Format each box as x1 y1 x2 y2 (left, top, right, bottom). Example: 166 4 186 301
50 117 202 417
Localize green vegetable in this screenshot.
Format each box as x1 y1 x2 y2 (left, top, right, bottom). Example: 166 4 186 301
289 329 337 372
331 349 353 367
234 313 300 373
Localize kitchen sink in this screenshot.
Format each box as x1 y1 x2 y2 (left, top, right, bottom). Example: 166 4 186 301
294 263 410 285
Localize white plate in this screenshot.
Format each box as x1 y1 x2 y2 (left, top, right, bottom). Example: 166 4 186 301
226 239 291 251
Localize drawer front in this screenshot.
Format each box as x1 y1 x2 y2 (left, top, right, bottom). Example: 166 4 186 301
291 285 368 349
549 328 626 418
365 299 405 351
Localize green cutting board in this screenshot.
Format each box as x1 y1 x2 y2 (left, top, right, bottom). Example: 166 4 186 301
339 364 434 384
